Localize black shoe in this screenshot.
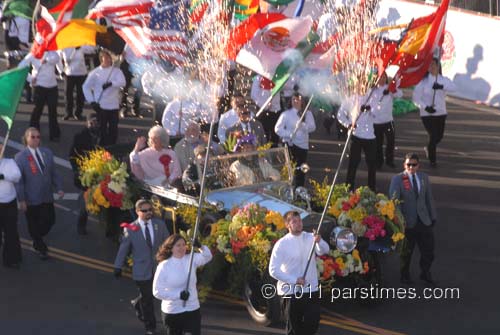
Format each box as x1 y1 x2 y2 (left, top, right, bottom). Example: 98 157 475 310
75 114 85 121
386 162 396 168
420 272 437 287
39 250 49 260
400 274 414 285
4 262 20 269
77 226 88 235
63 115 74 120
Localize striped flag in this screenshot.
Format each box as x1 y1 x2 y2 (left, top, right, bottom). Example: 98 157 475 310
88 0 188 65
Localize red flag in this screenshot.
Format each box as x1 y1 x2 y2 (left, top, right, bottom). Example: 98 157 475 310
385 0 450 88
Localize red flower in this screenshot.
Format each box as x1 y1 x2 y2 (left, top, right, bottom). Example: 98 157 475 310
342 201 351 211
100 177 123 208
159 154 171 178
402 174 411 191
120 222 140 231
27 155 38 175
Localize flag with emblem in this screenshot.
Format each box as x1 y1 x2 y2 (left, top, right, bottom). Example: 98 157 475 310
228 13 319 95
89 0 188 65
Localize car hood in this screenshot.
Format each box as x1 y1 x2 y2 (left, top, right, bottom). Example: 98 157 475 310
206 189 311 219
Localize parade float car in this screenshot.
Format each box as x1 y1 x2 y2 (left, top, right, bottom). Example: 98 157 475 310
140 146 382 325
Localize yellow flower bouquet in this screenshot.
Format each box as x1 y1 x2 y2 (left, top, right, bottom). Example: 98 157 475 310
77 148 134 214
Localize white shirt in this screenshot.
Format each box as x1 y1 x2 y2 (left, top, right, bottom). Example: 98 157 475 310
162 99 208 137
269 232 329 296
413 74 456 117
18 51 60 88
275 107 316 150
337 93 376 139
0 158 22 203
153 245 212 314
217 109 240 143
83 65 126 110
4 16 30 44
251 76 281 112
138 219 154 245
27 147 45 173
58 46 95 76
371 85 403 124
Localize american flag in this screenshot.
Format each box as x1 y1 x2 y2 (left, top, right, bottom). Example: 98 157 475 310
88 0 188 66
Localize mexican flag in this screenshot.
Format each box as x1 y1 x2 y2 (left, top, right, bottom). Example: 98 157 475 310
1 0 34 20
228 13 319 94
0 67 30 129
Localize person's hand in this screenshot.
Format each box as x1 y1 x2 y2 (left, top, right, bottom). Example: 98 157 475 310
360 105 371 113
193 238 201 248
349 122 357 130
180 290 190 301
134 136 147 152
296 277 305 286
102 82 112 90
424 106 436 114
312 229 321 243
91 102 100 113
113 268 122 278
19 201 27 212
432 83 444 90
57 191 64 199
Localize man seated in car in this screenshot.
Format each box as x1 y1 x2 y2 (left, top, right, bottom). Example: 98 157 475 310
229 134 280 186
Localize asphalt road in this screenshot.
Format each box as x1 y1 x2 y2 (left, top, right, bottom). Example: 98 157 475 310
1 60 499 334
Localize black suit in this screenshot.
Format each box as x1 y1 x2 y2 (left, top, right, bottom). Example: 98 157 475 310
69 127 101 231
226 119 267 146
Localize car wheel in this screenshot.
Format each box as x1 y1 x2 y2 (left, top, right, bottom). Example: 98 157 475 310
244 275 282 327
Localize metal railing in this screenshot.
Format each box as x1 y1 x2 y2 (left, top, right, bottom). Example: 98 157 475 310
417 0 499 16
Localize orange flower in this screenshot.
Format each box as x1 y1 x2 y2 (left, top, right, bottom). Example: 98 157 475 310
349 193 360 207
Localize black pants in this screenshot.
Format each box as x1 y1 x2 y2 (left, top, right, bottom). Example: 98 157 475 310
401 220 435 277
421 115 447 164
65 75 86 117
77 191 88 230
0 200 22 266
25 203 56 253
162 308 201 335
290 145 308 187
136 279 157 331
98 108 119 145
120 60 141 114
282 292 321 335
346 136 377 191
257 110 281 146
374 121 395 167
31 86 60 139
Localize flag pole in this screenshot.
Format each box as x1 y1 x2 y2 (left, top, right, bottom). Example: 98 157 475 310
289 94 314 144
182 0 236 307
0 127 12 160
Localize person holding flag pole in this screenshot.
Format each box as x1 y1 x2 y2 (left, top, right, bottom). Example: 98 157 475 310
0 66 29 269
275 91 316 187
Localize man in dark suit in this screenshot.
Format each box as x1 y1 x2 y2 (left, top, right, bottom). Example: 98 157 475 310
15 127 64 260
389 152 437 286
114 199 169 335
226 104 267 147
69 113 102 235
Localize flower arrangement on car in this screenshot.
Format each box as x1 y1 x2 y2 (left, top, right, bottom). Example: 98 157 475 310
317 249 370 289
310 180 406 249
77 148 134 214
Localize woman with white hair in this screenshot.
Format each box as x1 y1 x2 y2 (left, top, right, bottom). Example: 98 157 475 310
130 126 182 186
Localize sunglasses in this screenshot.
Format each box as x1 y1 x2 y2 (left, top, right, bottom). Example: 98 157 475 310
31 135 41 139
406 163 418 167
139 208 153 213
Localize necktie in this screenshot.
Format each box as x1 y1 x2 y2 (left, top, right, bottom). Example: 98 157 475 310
144 222 153 249
411 174 419 196
35 150 45 172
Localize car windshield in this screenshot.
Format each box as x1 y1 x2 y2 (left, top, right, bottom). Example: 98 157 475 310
204 147 293 192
